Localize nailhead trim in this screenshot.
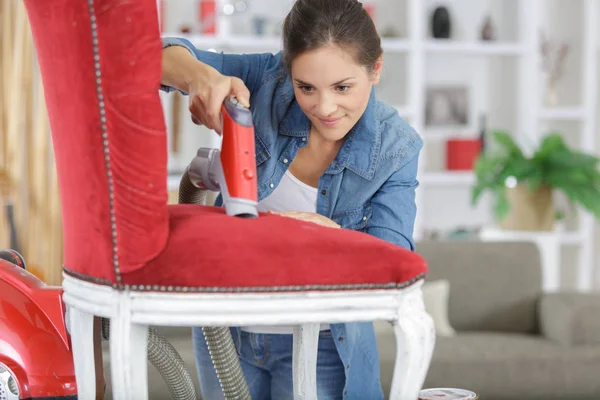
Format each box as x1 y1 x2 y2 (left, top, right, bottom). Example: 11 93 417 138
62 266 425 293
87 0 121 283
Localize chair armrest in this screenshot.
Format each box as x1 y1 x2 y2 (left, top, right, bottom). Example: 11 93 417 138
539 292 600 346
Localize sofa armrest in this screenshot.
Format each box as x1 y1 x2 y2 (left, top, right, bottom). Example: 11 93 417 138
539 292 600 346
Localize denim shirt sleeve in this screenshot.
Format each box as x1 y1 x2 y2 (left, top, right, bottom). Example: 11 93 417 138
366 141 422 251
161 37 278 96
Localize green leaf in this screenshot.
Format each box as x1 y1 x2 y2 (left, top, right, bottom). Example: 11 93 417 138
491 130 524 156
493 186 510 220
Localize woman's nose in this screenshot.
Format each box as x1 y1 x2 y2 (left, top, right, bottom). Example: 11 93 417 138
316 94 337 117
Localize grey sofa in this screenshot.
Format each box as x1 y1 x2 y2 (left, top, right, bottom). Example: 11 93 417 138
104 240 600 399
383 240 600 400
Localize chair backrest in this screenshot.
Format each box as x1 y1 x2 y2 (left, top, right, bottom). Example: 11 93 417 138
417 240 542 334
23 0 169 283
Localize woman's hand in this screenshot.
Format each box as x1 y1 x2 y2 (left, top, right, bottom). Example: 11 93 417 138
161 45 250 134
187 68 251 134
268 211 341 229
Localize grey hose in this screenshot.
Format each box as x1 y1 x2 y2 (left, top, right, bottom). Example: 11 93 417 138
102 319 197 400
178 170 252 400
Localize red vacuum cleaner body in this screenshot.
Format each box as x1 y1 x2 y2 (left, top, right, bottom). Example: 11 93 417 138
187 97 259 217
0 251 77 400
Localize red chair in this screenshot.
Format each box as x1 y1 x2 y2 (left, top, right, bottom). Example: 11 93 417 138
22 0 435 398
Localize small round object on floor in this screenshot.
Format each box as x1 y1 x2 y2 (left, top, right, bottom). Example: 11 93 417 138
419 388 479 400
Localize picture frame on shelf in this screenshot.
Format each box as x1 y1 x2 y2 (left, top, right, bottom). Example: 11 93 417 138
425 85 470 128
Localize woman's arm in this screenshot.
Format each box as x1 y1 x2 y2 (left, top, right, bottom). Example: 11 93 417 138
366 144 422 251
161 44 216 94
161 37 278 95
160 37 280 133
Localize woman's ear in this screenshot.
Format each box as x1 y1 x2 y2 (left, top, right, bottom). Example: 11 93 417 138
372 55 383 84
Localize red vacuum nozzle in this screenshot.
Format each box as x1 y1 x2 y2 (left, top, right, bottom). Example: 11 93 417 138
219 97 258 216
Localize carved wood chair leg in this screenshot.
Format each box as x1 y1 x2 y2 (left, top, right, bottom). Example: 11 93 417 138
68 307 97 400
389 288 436 400
109 296 149 400
292 323 320 399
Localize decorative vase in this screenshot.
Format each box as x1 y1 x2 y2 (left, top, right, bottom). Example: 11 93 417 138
538 71 558 107
446 139 481 171
498 184 554 231
545 81 559 107
480 16 494 41
431 6 451 39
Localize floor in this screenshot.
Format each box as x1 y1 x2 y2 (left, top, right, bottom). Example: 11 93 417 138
102 323 398 399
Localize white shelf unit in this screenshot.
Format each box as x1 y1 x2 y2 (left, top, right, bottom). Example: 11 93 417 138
539 106 587 121
409 0 598 292
424 40 526 55
160 0 598 291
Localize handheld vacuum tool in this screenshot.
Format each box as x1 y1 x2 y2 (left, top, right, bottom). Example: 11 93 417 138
187 97 258 218
178 97 258 400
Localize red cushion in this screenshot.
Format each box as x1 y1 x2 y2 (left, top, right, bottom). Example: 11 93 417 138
116 205 427 291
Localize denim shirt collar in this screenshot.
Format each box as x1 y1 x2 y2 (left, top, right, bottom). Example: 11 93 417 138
278 87 380 180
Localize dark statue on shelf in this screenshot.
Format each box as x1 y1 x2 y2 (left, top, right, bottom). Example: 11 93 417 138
431 6 451 39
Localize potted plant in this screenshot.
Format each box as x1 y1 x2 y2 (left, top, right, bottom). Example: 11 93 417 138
471 131 600 231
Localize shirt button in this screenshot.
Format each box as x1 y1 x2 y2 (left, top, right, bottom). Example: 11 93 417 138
321 190 327 195
302 137 307 141
362 216 367 221
270 183 274 188
283 158 289 164
338 336 344 342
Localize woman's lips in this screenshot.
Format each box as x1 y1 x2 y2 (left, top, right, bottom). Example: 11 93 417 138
319 117 342 127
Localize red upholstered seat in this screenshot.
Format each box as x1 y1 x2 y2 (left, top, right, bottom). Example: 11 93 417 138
128 205 425 290
65 205 426 291
25 0 426 292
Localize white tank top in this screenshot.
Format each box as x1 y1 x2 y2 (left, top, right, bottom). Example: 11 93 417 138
240 170 331 334
256 169 318 213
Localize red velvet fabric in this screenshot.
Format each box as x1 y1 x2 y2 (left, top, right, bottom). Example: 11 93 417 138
25 0 428 289
24 0 169 281
123 205 426 290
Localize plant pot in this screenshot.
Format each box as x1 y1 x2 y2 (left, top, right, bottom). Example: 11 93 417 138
498 184 554 231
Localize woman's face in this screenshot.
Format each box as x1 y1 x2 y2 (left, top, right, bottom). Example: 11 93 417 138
290 44 382 143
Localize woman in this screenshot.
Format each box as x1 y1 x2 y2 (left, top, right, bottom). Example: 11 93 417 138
160 0 423 398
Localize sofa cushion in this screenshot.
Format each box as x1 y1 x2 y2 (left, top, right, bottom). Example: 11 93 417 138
423 279 456 337
539 292 600 347
424 332 600 400
416 241 542 334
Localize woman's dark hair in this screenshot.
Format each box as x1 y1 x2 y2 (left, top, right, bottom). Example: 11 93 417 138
282 0 382 73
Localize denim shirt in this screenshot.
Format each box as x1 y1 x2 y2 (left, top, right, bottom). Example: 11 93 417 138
162 37 423 399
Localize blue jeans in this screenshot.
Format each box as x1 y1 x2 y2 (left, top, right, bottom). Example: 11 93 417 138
193 328 346 400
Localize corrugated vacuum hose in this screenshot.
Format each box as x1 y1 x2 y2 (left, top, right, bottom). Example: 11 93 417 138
202 326 252 399
101 319 198 400
179 170 252 400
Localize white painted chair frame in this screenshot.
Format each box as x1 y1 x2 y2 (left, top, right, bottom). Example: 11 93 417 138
62 274 435 400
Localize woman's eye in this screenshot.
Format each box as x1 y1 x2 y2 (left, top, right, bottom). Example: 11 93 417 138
336 85 350 93
299 85 314 93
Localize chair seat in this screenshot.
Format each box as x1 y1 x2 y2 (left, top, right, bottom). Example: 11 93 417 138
111 205 426 292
